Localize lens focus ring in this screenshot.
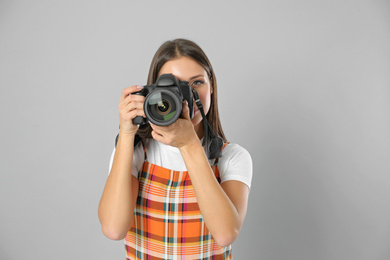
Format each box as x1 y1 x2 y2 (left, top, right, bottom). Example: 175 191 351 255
144 89 182 126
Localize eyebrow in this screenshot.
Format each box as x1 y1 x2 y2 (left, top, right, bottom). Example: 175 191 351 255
189 74 206 80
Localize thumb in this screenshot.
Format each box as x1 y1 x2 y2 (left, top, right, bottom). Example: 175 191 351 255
181 101 190 120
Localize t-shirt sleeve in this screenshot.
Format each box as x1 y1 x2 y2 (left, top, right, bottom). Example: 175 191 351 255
108 143 144 178
218 143 253 189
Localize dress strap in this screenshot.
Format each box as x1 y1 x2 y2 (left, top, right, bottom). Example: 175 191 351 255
213 142 229 166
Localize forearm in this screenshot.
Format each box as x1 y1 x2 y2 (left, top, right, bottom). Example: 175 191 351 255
98 132 137 240
180 142 241 247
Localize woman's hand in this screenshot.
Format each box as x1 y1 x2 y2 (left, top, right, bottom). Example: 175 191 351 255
118 85 146 136
150 101 199 149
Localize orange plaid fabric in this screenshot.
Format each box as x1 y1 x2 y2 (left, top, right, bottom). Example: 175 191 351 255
125 143 232 259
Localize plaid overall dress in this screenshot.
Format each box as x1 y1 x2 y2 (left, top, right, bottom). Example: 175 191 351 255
125 142 232 260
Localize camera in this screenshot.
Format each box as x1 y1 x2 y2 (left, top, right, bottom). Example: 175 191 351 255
132 73 194 126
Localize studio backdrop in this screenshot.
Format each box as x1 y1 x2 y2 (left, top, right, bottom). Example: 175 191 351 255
0 0 389 259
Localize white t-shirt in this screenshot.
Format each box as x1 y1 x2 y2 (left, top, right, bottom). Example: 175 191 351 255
109 138 253 188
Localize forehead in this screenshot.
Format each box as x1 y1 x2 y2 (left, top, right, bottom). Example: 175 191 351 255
158 56 207 80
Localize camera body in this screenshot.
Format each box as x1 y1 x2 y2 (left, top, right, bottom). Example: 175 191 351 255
132 73 194 126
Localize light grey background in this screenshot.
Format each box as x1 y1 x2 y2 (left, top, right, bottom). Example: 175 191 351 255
1 0 389 259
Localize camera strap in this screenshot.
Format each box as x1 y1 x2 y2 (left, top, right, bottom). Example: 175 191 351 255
192 89 223 160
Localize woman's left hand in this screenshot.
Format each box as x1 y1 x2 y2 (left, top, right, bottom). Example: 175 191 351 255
150 101 199 149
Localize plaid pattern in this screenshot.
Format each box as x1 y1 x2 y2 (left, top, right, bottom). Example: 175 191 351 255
125 144 232 260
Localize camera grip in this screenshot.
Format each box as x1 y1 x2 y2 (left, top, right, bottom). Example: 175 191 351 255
131 89 147 125
132 116 147 125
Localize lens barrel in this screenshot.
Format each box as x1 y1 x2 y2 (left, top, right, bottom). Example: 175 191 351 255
144 89 182 126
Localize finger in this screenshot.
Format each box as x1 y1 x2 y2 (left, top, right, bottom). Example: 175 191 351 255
131 109 147 119
150 124 170 137
120 85 144 101
120 100 146 119
149 122 158 131
124 94 145 104
149 123 166 132
123 109 147 122
120 95 145 111
181 101 190 120
124 101 144 114
151 130 164 142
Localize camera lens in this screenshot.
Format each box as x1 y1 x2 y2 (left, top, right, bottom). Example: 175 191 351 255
156 99 171 114
144 89 181 126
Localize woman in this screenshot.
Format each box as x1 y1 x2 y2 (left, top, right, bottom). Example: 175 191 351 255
98 38 252 259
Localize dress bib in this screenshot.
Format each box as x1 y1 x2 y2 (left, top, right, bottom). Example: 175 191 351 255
125 143 232 260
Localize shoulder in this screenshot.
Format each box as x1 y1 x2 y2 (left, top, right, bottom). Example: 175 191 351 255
218 142 253 188
222 143 252 163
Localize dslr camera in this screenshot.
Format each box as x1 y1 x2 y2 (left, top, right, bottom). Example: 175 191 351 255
132 73 194 126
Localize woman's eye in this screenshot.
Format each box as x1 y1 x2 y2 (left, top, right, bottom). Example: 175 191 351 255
191 80 204 87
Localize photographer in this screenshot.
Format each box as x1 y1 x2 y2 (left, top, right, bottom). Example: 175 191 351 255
98 38 252 259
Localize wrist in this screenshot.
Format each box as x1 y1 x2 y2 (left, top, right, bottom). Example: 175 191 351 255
179 138 202 154
117 130 137 147
119 129 137 138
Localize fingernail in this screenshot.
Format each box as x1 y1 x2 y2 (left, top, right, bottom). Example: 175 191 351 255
137 85 144 89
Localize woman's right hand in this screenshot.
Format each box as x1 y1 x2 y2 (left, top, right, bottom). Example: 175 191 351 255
118 85 146 136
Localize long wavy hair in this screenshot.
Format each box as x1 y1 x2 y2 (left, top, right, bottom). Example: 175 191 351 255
137 38 227 143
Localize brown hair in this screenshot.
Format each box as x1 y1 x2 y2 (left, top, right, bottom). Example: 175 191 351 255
137 38 227 143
